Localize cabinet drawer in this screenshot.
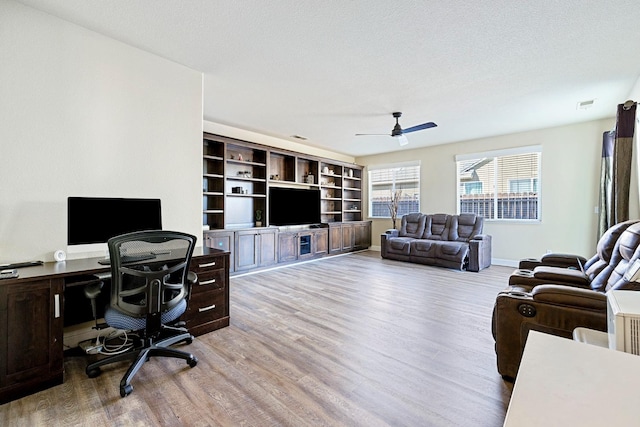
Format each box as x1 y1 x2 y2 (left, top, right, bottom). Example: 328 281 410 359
192 268 226 293
191 255 225 273
185 290 226 325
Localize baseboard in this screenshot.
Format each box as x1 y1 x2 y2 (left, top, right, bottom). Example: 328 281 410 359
491 258 518 267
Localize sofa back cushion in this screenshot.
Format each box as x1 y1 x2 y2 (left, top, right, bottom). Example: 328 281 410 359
449 213 483 242
585 219 639 283
589 222 640 292
399 213 426 238
421 214 450 240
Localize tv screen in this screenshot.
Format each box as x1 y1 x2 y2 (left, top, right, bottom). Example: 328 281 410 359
68 197 162 245
269 187 320 226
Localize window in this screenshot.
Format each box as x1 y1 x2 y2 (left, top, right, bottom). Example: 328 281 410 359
456 146 541 220
369 162 420 218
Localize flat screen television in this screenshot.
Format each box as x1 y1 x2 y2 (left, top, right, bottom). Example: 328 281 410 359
67 197 162 253
269 187 321 226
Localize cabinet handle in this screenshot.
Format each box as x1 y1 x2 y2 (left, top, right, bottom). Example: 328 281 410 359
198 304 216 312
199 278 216 285
198 261 217 268
54 294 60 318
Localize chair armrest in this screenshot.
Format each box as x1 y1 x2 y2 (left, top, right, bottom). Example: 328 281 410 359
186 271 198 300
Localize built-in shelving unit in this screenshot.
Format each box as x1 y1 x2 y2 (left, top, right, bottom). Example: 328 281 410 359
202 132 365 230
202 137 225 229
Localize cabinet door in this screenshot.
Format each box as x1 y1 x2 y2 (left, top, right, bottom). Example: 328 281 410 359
0 279 63 402
329 225 342 254
314 230 328 256
278 232 298 262
258 229 278 267
204 230 235 272
342 223 354 251
354 222 371 249
235 230 259 271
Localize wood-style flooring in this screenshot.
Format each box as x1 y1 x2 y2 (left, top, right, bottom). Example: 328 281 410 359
1 251 514 426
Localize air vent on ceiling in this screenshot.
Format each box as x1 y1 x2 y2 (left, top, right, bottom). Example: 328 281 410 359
577 99 595 110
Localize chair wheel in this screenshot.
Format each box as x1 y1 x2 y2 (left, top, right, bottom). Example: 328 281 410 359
120 384 133 397
188 356 198 368
186 337 193 344
86 367 102 378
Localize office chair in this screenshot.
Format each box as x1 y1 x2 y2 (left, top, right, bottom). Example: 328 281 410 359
85 230 198 397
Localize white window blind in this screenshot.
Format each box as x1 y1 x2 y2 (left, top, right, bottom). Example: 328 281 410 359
368 162 420 218
456 146 541 220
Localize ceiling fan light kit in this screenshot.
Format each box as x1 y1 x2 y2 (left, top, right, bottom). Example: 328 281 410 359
356 112 437 146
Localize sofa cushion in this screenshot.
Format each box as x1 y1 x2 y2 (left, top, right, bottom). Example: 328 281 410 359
386 237 414 256
410 239 438 257
422 214 449 240
399 212 426 238
449 213 483 242
435 241 469 263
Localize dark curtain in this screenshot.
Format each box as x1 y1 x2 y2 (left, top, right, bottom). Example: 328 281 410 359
598 101 637 237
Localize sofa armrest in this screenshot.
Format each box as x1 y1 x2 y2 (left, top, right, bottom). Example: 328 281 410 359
492 285 607 379
385 229 399 237
467 234 492 272
531 266 590 288
519 253 587 270
531 284 606 310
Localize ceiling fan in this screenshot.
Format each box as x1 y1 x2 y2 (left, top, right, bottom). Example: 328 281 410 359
356 112 437 146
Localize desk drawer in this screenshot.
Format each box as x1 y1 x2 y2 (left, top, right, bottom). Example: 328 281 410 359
190 255 225 274
192 268 225 293
185 290 226 326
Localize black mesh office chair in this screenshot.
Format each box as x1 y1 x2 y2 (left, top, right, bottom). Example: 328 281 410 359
85 230 198 397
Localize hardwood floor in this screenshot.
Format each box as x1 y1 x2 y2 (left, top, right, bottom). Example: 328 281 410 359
0 251 514 426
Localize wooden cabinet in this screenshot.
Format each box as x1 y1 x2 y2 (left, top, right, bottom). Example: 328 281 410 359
278 228 328 263
235 228 278 271
328 221 370 253
0 278 64 403
183 251 230 336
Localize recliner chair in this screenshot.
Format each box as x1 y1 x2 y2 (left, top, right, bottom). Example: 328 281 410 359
492 220 640 380
85 230 199 397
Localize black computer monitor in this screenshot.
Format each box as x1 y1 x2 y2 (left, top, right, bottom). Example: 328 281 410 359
67 196 162 253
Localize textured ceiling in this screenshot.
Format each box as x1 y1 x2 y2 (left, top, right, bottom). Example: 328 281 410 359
15 0 640 156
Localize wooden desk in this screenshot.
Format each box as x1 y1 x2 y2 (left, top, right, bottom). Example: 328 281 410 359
0 247 229 403
504 331 640 426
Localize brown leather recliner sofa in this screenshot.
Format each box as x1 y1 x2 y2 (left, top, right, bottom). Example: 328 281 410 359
380 212 492 271
492 219 640 380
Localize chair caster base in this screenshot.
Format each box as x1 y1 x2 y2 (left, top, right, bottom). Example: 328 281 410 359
120 384 133 397
188 355 198 368
86 367 102 378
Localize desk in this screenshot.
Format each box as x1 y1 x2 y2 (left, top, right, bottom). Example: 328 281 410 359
504 331 640 426
0 247 229 404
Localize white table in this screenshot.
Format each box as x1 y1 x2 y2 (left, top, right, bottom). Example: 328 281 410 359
504 331 640 426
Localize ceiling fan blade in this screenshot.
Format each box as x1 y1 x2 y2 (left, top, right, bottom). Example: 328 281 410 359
402 122 437 134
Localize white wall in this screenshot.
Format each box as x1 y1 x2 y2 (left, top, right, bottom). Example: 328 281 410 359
0 1 203 262
357 118 622 264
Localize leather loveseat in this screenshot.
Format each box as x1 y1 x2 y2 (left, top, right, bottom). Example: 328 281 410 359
380 212 492 271
492 219 640 380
